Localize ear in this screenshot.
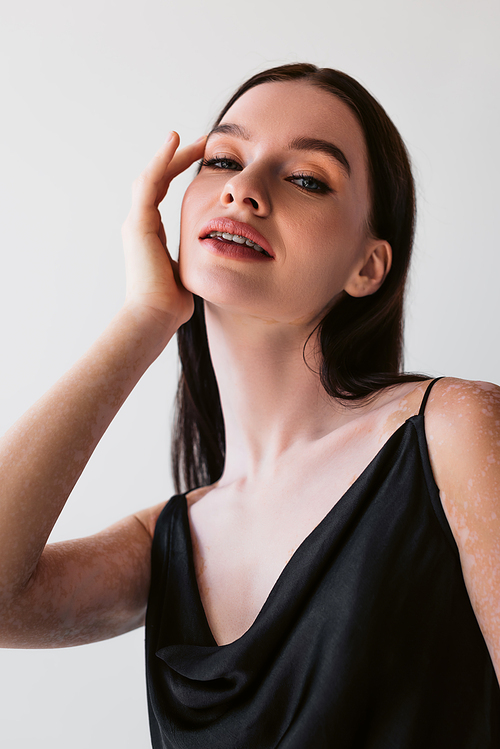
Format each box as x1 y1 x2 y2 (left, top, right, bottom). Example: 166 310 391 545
343 239 392 298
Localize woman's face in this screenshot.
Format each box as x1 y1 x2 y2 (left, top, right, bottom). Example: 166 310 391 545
179 80 381 327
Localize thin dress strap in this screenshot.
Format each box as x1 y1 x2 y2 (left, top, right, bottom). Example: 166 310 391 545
418 377 445 416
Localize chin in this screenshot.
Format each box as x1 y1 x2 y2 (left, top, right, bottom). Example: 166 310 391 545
179 252 266 309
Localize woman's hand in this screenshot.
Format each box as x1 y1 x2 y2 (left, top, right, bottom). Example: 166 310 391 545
122 132 206 329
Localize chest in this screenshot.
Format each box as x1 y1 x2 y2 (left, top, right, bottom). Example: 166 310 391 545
187 426 399 646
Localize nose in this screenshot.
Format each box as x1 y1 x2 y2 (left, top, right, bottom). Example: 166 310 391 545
220 168 271 216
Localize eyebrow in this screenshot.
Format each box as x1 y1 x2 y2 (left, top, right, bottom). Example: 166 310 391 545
206 123 251 142
206 123 351 177
288 136 351 177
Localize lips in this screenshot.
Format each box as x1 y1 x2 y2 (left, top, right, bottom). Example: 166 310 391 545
199 218 274 259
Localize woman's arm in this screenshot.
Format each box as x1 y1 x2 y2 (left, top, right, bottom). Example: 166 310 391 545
0 132 205 647
426 378 500 681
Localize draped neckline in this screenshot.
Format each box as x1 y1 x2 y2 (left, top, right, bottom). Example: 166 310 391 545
181 413 423 648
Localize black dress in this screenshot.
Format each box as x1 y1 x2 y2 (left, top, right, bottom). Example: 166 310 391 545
145 379 500 747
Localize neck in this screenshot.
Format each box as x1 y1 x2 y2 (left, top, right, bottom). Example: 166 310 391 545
205 303 345 487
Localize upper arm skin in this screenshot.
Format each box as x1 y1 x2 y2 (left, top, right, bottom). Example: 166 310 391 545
425 378 500 681
0 501 166 648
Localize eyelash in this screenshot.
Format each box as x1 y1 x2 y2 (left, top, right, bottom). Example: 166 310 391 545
287 172 331 194
199 157 332 195
200 157 241 171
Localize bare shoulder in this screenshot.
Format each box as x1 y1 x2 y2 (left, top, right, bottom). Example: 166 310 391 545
423 377 500 485
425 376 500 426
423 376 500 512
423 377 500 680
134 500 169 538
186 483 219 508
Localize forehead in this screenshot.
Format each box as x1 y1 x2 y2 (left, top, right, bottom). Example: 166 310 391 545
219 80 368 169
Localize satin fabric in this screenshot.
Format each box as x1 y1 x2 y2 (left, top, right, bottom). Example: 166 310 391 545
146 380 500 747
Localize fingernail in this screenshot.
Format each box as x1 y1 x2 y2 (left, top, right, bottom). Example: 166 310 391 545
195 135 207 143
165 131 175 143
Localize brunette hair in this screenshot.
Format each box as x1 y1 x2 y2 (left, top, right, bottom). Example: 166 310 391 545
172 63 427 493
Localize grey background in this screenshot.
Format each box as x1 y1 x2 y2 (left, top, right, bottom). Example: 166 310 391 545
1 0 499 746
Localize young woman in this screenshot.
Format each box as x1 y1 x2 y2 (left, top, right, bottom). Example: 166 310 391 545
1 64 499 747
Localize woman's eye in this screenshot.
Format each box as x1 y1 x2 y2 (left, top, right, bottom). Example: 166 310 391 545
288 174 331 194
200 157 242 171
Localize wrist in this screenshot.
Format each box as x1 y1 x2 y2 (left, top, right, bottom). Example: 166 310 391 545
119 301 183 350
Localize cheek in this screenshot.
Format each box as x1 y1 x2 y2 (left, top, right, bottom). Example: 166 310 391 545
180 174 219 224
179 182 201 240
179 184 209 264
178 187 199 287
178 183 230 297
289 213 359 281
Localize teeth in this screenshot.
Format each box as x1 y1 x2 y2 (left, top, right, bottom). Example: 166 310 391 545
207 230 268 255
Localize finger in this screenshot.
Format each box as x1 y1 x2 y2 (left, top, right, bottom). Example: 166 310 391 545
155 136 207 205
147 131 181 179
131 134 206 218
163 135 206 182
131 131 181 216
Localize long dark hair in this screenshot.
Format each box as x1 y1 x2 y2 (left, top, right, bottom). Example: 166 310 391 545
172 63 427 493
